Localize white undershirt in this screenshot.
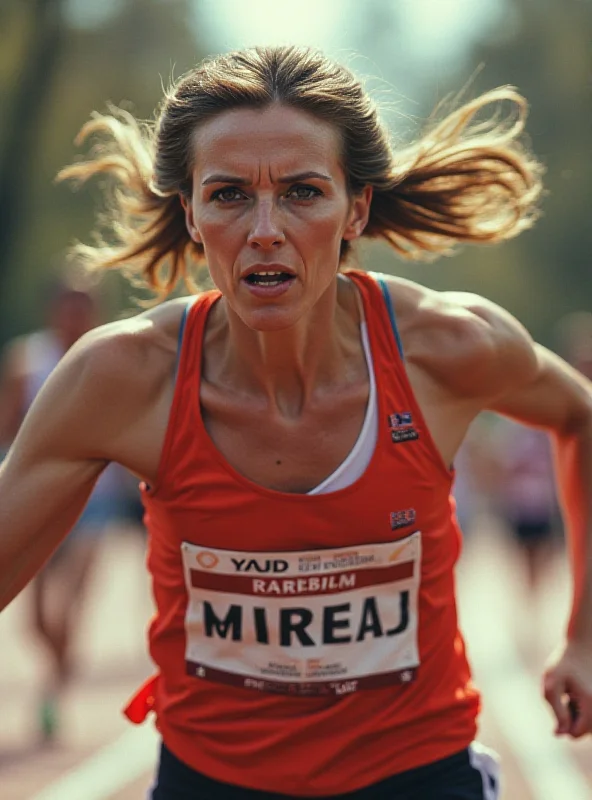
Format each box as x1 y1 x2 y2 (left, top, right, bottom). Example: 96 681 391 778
308 321 378 495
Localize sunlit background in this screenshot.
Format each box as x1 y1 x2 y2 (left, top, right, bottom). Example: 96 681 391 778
1 0 591 345
0 2 591 799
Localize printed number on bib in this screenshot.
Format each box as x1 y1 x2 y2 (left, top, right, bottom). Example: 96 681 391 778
181 532 421 696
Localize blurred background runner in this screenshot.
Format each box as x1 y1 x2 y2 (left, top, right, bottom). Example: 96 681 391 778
490 420 561 599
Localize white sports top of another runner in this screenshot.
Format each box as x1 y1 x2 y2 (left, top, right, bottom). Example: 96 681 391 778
308 320 377 495
22 330 64 408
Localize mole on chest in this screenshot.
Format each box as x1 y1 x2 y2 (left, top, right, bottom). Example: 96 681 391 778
205 410 366 492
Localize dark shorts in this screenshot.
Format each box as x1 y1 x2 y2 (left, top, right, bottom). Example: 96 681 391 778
149 741 500 800
512 518 554 547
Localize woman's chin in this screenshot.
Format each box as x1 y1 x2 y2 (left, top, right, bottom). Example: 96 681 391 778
239 306 303 333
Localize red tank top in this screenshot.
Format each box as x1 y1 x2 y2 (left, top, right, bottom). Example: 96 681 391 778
125 270 480 796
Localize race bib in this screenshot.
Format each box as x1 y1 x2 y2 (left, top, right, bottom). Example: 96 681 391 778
181 531 421 696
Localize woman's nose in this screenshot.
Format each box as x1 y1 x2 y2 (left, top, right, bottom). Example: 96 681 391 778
247 201 286 249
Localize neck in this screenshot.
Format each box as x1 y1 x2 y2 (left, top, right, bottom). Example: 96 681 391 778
208 277 361 419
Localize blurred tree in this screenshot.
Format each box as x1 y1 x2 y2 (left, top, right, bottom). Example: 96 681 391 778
0 0 205 345
0 0 66 330
354 0 592 345
462 0 592 342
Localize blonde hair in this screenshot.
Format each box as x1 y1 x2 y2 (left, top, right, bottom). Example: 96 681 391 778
57 45 544 301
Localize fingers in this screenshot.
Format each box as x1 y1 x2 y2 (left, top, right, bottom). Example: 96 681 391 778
566 695 592 739
544 672 592 738
543 673 572 735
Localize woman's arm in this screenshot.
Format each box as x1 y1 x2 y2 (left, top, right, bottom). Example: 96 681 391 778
489 343 592 737
394 278 592 738
0 298 184 612
492 345 592 633
0 332 118 611
0 446 106 611
0 305 175 612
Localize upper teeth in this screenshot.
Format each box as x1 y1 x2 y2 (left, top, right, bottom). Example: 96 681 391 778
253 271 282 276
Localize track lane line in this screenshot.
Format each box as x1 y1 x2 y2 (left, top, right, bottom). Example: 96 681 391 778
30 724 157 800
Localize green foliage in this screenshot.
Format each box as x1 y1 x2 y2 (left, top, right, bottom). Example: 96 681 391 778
0 0 206 342
357 0 592 347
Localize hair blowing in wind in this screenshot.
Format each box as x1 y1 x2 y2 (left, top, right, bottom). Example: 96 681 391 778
57 45 544 301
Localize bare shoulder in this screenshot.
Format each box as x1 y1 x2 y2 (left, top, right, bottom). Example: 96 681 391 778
379 274 538 401
13 296 194 462
74 295 190 382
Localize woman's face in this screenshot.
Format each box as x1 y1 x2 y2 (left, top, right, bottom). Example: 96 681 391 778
182 104 372 331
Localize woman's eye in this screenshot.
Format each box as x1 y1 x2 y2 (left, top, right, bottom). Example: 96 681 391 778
211 187 245 203
286 185 321 201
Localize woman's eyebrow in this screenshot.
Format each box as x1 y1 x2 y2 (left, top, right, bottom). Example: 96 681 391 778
201 174 249 186
201 171 333 186
277 171 333 184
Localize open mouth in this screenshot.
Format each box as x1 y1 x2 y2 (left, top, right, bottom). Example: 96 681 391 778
244 271 294 287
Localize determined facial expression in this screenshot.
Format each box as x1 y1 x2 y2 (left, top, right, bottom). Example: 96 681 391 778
182 104 371 331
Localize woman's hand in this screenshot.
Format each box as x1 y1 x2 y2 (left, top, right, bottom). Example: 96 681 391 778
543 640 592 738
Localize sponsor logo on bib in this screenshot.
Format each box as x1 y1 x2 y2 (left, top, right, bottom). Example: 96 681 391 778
196 551 219 569
231 558 289 573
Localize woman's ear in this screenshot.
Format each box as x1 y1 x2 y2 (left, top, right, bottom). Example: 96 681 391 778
342 185 373 241
179 194 202 244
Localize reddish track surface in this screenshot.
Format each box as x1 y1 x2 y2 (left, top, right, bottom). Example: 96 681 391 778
1 521 591 799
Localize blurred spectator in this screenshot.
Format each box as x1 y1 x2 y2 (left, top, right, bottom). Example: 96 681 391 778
556 310 592 381
490 417 562 596
452 414 498 539
0 277 132 742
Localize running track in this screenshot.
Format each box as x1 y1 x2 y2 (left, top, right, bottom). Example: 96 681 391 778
1 518 591 799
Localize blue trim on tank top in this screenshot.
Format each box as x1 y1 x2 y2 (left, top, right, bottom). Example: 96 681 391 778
377 277 404 360
174 299 192 378
164 282 428 494
173 282 404 374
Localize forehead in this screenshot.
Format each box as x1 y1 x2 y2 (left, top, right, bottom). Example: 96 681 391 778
192 105 343 178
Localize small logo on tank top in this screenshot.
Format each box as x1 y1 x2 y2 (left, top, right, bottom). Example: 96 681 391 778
388 412 419 444
390 508 416 531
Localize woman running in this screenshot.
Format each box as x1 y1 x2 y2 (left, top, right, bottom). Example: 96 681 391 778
0 46 590 799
